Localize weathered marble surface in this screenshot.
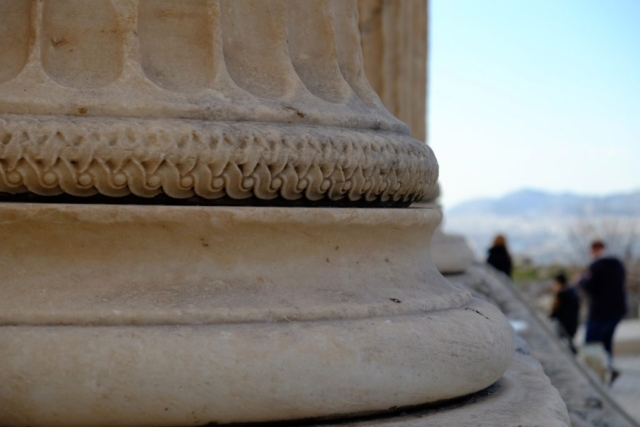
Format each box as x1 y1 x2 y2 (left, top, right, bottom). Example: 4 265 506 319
0 203 513 426
358 2 475 276
431 228 476 274
0 0 435 204
0 2 517 426
359 0 428 142
412 200 476 274
318 336 570 427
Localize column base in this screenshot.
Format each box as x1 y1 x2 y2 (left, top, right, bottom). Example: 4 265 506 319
318 337 570 427
0 203 512 426
431 229 476 275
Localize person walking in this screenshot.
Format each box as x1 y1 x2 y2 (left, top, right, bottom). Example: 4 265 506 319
579 240 627 383
487 234 513 277
549 272 580 354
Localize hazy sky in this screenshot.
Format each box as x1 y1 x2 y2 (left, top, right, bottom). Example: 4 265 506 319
429 0 640 208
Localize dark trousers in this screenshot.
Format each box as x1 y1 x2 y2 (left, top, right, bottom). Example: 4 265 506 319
585 317 622 358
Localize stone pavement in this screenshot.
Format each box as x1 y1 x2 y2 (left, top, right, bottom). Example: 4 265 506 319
453 265 640 427
573 320 640 423
612 320 640 355
610 356 640 423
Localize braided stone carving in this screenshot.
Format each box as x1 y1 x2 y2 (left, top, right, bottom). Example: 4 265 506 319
0 116 436 203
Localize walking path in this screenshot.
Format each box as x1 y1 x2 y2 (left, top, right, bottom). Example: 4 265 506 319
570 315 640 423
454 266 639 427
610 356 640 423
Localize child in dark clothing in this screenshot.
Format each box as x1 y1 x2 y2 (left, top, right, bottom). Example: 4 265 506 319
550 273 580 354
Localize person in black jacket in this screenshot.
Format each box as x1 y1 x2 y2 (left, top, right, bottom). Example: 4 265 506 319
550 272 580 354
579 240 627 376
487 234 513 277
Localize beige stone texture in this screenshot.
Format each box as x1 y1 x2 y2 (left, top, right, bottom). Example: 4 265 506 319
413 199 476 274
317 337 570 427
0 0 435 204
431 228 476 274
0 2 518 425
0 203 513 426
358 1 476 275
358 0 428 142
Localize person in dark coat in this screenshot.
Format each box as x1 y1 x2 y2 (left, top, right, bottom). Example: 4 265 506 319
579 240 627 380
487 234 513 277
550 272 580 354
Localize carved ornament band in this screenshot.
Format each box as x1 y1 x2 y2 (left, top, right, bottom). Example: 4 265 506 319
0 115 437 204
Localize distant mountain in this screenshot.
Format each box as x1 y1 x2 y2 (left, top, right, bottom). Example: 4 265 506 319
443 189 640 264
447 189 640 217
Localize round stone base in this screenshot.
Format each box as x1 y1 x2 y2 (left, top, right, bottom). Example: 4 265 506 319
317 337 570 427
0 203 513 426
431 229 476 275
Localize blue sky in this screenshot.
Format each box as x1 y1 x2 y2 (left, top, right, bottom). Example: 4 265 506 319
429 0 640 208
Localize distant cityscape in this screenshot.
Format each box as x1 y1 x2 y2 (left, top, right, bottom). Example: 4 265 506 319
443 189 640 265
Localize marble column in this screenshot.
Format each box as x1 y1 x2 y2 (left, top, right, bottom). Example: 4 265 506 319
359 0 476 274
358 0 427 142
0 1 511 425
